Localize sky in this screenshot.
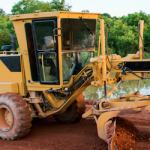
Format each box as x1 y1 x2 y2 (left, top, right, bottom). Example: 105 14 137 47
0 0 150 17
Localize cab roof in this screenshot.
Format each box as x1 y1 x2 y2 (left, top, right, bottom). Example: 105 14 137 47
9 11 101 21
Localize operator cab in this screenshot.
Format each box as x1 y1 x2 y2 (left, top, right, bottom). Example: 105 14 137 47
10 11 100 89
28 13 97 84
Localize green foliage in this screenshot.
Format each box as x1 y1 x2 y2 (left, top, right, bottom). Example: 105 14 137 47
0 15 12 50
11 0 52 14
101 13 111 18
144 30 150 52
116 30 138 55
144 52 150 59
0 28 11 50
82 10 89 12
126 11 150 26
107 20 139 55
0 8 5 15
11 0 71 15
96 11 150 57
50 0 72 11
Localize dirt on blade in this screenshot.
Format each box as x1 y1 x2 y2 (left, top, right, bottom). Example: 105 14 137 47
113 117 138 150
113 113 150 150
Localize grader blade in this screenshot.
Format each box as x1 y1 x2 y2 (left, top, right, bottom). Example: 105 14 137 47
96 111 120 150
96 109 139 150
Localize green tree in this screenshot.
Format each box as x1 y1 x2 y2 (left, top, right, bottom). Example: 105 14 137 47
116 30 138 56
100 15 112 24
50 0 71 11
11 0 72 15
11 0 52 15
0 28 11 50
0 15 11 50
144 31 150 53
127 11 150 26
107 20 139 56
101 13 111 18
82 10 89 12
0 8 5 15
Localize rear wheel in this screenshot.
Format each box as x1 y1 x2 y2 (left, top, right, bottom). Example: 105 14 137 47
54 93 86 123
0 93 32 140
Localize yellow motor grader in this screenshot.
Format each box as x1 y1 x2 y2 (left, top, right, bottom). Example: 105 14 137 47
0 11 149 149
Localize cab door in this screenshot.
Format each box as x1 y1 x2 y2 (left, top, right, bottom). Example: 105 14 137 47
32 19 59 84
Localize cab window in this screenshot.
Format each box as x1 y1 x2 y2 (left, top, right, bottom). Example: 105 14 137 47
34 21 55 50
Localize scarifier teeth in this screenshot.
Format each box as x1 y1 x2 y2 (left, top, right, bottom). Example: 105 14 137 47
104 119 117 150
105 120 113 130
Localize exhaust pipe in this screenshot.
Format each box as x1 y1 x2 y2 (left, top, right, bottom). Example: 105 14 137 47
10 34 17 54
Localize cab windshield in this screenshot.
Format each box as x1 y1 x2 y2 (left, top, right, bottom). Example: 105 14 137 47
61 18 96 51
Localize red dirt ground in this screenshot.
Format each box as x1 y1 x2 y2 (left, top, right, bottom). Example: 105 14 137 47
117 113 150 150
0 105 150 150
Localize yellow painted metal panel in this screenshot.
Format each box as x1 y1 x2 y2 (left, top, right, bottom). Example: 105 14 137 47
0 82 18 94
125 73 141 80
9 12 60 21
0 53 27 96
139 20 144 59
57 17 63 86
10 11 100 21
13 20 32 87
0 59 22 82
100 19 106 81
59 12 100 19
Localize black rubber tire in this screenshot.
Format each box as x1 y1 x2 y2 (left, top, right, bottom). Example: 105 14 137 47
0 92 32 140
54 93 86 123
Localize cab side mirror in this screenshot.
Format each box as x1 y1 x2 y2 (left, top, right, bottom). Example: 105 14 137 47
44 36 54 49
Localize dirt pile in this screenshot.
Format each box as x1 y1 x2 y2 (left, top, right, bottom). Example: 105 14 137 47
85 103 150 149
114 117 139 150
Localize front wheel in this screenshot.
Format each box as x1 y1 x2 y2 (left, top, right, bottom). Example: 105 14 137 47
0 93 32 140
54 93 86 123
